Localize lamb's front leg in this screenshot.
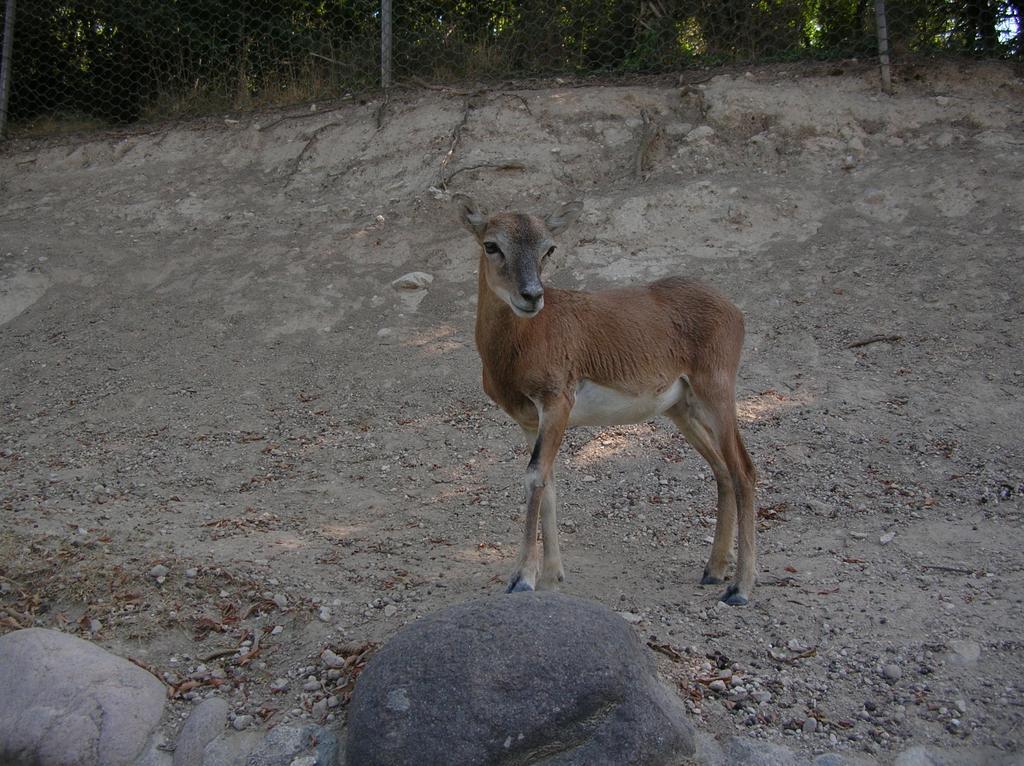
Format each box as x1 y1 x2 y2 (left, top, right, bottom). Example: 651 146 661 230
506 397 570 593
537 472 564 589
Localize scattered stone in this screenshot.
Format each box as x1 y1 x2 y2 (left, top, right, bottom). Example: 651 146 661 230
892 744 1021 765
722 735 804 766
270 678 290 693
346 593 694 765
184 567 198 578
882 663 902 681
709 679 728 693
321 649 346 668
617 611 643 624
802 717 818 734
231 714 253 731
946 639 981 666
247 724 338 766
271 625 284 636
317 605 332 622
0 628 166 766
686 125 715 143
879 531 896 545
391 272 434 291
383 604 398 618
150 563 169 578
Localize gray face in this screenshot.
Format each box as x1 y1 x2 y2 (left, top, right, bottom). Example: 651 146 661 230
481 214 555 318
453 194 583 318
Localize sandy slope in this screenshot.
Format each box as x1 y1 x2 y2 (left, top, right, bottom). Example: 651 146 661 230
1 59 1022 759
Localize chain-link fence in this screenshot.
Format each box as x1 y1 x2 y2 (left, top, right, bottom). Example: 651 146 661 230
1 0 1021 138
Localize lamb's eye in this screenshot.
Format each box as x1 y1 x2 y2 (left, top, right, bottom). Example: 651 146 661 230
483 242 503 258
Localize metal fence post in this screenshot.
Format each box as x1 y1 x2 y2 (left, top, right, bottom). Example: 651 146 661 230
0 0 15 138
875 0 893 94
381 0 392 89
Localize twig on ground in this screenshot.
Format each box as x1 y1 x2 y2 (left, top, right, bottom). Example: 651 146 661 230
129 657 169 688
258 101 352 132
500 93 531 114
285 121 341 185
647 641 686 662
407 76 481 97
847 334 902 349
437 100 473 188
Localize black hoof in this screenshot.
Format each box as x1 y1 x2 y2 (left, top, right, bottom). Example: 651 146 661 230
700 566 725 586
506 575 534 593
720 584 749 606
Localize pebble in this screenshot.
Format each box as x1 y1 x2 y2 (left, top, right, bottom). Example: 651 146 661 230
271 625 284 636
383 605 398 618
184 568 198 578
302 678 321 692
149 564 169 579
709 679 728 693
231 714 253 730
269 678 289 693
882 664 902 681
947 639 981 665
321 649 345 669
391 272 434 291
802 717 818 734
879 531 896 545
273 594 288 609
616 612 643 625
318 606 332 622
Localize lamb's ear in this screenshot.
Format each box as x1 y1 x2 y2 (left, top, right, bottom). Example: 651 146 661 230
544 200 583 236
452 193 488 239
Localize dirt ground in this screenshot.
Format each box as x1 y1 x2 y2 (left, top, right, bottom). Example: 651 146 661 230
1 60 1023 761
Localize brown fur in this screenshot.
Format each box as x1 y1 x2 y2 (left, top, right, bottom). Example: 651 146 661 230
455 194 758 603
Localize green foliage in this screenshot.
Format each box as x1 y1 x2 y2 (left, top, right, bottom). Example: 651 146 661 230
4 0 1020 132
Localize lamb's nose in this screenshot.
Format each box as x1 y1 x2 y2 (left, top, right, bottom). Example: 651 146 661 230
520 286 543 303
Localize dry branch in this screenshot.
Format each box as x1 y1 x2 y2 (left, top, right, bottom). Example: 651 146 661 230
437 101 473 188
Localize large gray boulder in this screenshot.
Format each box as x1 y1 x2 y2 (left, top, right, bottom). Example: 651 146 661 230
0 627 167 766
345 592 694 766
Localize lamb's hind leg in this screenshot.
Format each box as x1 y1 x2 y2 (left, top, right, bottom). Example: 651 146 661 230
668 378 740 591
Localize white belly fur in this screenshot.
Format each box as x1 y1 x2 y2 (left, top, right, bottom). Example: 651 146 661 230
569 379 684 427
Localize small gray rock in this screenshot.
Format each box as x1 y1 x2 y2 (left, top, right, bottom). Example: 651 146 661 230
685 125 715 143
722 736 803 766
150 564 170 578
321 649 345 669
202 730 263 766
893 744 1023 766
246 724 338 766
174 697 229 766
391 272 433 291
946 639 981 666
231 715 254 731
882 663 902 681
802 716 818 734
